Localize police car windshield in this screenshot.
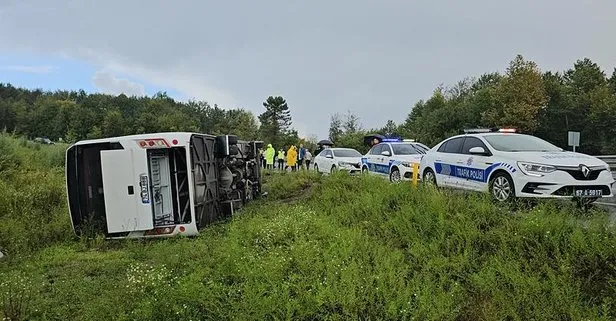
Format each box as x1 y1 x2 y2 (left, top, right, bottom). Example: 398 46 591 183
392 144 421 155
333 149 362 157
484 134 562 152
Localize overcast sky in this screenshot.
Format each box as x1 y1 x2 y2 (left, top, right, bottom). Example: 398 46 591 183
1 0 615 139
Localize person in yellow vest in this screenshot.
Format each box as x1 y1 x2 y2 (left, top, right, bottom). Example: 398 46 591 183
265 143 275 170
286 145 297 171
277 148 285 170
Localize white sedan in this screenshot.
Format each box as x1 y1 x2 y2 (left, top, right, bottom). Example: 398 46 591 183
419 128 615 203
314 148 363 174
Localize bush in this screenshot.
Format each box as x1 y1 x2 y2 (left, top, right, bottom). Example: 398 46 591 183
0 134 71 257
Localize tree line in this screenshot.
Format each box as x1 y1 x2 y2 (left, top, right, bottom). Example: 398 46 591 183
329 55 616 155
0 85 304 149
1 54 615 155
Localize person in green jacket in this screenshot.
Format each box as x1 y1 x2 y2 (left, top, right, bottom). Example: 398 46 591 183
265 143 276 170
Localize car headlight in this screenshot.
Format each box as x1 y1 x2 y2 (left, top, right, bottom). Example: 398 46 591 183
603 163 611 171
516 162 556 177
401 161 412 168
338 161 355 168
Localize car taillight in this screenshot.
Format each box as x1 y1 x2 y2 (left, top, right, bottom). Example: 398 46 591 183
144 226 176 236
137 138 170 148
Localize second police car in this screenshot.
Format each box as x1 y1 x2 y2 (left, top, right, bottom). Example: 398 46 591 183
361 138 425 182
419 128 614 203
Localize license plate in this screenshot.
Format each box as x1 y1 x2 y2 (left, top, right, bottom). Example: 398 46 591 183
574 189 603 198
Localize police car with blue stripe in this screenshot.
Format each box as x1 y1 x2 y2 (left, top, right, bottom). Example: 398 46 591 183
361 138 425 182
419 128 614 203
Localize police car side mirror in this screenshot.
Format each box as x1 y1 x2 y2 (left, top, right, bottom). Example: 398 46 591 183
381 151 391 156
326 154 333 159
469 147 488 155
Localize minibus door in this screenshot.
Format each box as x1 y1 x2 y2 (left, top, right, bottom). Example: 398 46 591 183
100 148 154 233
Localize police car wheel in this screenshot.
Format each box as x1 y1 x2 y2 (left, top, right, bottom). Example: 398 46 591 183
389 168 401 183
423 169 436 186
330 165 336 174
489 172 515 202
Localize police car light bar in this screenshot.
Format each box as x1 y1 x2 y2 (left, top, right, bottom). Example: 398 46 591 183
463 128 492 133
382 138 402 142
498 128 519 133
463 127 520 134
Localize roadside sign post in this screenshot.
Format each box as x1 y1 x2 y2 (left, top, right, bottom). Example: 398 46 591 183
568 131 580 152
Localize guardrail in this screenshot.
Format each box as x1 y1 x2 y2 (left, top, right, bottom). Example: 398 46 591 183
595 156 616 206
596 155 616 174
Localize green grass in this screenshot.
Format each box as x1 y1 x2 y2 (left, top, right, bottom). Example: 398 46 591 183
1 134 615 320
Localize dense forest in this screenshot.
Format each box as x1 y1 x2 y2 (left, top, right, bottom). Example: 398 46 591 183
1 55 615 154
0 86 303 149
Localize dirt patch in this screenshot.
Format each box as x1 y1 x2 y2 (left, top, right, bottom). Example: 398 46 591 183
278 182 318 204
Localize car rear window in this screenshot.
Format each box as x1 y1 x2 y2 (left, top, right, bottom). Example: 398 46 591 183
333 149 362 157
391 144 420 155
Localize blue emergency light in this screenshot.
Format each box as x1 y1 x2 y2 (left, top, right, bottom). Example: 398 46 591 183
381 137 402 142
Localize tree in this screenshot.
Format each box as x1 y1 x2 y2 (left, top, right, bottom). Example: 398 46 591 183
380 120 398 136
342 110 361 133
564 58 606 93
328 113 343 142
483 55 548 133
587 86 616 153
221 109 259 140
258 96 292 140
561 58 610 154
534 71 569 148
326 111 367 152
609 68 616 94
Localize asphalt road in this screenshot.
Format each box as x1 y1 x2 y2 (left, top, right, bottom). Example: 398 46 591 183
594 172 616 221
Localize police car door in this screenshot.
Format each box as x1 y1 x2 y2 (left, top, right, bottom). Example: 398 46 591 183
459 137 492 191
366 144 383 174
378 144 394 175
434 137 465 187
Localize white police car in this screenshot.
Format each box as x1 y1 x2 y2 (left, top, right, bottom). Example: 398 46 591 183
419 128 614 203
361 139 425 182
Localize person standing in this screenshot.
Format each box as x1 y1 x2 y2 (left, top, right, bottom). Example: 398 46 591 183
259 148 266 168
277 148 285 170
265 143 275 170
286 145 297 171
298 144 306 169
313 144 324 158
304 150 312 170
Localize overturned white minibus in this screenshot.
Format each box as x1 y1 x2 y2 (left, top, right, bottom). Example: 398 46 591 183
65 132 263 238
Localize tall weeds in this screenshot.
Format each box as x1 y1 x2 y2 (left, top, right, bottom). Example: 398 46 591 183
0 135 614 320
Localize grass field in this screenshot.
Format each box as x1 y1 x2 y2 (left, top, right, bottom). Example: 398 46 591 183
1 133 615 320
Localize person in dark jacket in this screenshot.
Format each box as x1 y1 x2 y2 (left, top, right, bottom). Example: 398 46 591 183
314 145 324 158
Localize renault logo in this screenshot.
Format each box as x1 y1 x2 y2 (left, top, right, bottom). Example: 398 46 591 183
580 164 591 178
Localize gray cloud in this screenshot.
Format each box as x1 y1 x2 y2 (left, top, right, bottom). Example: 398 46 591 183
92 70 145 97
1 0 615 139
